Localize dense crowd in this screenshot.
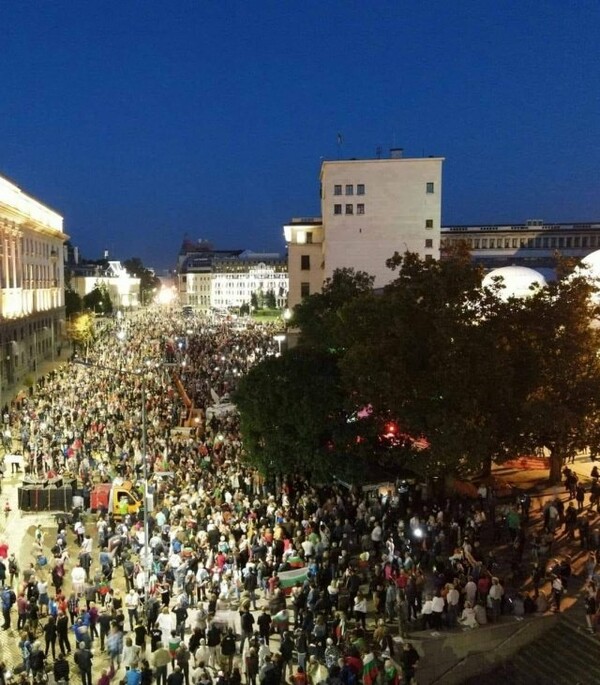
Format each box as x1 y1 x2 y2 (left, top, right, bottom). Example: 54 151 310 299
0 308 585 685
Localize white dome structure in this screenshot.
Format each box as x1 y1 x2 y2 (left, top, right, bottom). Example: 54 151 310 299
579 250 600 277
482 265 547 301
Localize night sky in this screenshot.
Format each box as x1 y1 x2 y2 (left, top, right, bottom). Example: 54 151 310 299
1 2 598 270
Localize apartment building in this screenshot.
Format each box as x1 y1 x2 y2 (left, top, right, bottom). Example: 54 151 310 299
285 150 444 308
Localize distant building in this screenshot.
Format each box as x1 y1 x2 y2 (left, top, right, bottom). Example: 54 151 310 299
0 173 67 394
441 219 600 274
285 150 444 308
177 239 288 310
69 259 141 309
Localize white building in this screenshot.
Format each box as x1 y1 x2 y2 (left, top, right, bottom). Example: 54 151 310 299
178 245 288 311
0 173 68 395
70 261 141 309
285 150 444 308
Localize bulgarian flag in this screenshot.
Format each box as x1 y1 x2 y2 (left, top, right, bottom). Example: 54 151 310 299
287 555 304 569
277 567 309 588
362 653 379 685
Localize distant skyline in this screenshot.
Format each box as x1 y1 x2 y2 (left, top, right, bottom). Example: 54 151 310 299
1 1 599 270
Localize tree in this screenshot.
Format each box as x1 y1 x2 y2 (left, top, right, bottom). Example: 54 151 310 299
509 272 600 483
293 267 375 350
234 348 352 479
123 257 160 305
66 313 95 353
264 289 277 310
65 289 83 318
250 292 259 311
83 285 113 314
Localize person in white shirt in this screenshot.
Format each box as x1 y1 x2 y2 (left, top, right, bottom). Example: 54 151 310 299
459 601 478 629
446 584 460 628
71 563 86 596
489 577 504 621
431 594 445 630
421 595 434 630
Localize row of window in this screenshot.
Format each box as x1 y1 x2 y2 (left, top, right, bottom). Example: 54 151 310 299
333 182 436 196
334 203 365 215
445 234 600 250
334 184 365 196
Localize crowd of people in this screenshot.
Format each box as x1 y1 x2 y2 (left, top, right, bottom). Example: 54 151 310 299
0 307 587 685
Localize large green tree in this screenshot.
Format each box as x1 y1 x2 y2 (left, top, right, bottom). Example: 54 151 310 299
509 272 600 483
293 267 374 350
124 257 161 305
234 347 353 480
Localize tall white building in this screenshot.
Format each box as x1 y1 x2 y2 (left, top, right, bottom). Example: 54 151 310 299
0 173 68 397
285 150 444 308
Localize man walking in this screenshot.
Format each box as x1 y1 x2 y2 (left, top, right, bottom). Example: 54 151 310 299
74 641 93 685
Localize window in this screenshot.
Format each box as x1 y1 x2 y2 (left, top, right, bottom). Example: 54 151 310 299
481 239 488 248
425 255 434 262
425 219 434 229
334 204 342 215
505 238 510 248
300 282 310 298
345 184 353 196
300 255 310 270
357 184 365 195
334 185 342 196
425 239 433 248
566 237 572 248
582 236 588 248
426 182 435 194
306 232 313 244
512 238 518 248
489 239 495 248
574 236 580 247
474 239 480 248
345 204 353 215
357 204 365 215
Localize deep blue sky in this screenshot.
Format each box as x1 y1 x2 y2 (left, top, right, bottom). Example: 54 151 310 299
1 2 598 270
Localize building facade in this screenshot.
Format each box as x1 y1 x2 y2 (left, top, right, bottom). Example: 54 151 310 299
178 241 288 311
0 173 68 397
441 219 600 272
70 260 141 309
285 150 444 309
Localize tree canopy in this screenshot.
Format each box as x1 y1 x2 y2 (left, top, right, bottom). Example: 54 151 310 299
237 250 600 484
124 257 161 305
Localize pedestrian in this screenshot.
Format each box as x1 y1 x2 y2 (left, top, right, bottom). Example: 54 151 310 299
74 641 93 685
53 652 70 684
57 610 72 655
44 615 58 659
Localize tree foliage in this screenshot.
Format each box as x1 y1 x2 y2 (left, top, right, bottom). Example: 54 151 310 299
65 289 83 318
234 347 355 480
123 257 160 305
83 285 113 314
66 313 95 351
293 267 374 350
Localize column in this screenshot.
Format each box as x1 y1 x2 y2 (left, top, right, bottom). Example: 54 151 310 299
11 234 17 291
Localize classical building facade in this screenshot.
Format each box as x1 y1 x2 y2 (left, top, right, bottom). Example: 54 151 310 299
178 240 288 311
0 173 67 398
285 150 444 308
441 219 600 272
69 260 141 309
